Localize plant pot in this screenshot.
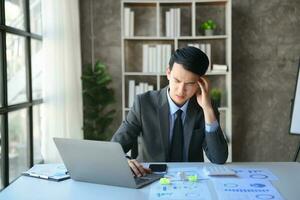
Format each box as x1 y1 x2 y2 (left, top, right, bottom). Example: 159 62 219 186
205 29 214 36
212 98 221 108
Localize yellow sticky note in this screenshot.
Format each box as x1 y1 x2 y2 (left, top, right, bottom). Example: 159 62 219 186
159 178 170 185
187 175 198 182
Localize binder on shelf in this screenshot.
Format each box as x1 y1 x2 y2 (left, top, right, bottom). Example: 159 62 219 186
124 8 130 36
142 44 171 73
205 43 211 71
165 11 170 37
212 64 228 72
124 8 134 37
157 45 162 74
128 81 154 104
128 80 135 107
170 9 174 37
22 163 70 182
162 45 166 73
142 44 148 72
177 8 181 36
130 10 134 36
165 8 181 37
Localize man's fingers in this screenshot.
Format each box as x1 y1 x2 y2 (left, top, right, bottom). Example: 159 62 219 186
144 167 152 174
201 76 210 91
198 79 206 94
128 160 142 177
132 160 147 176
128 159 147 177
198 77 209 94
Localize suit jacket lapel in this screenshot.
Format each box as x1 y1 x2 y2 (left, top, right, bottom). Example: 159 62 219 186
158 87 170 161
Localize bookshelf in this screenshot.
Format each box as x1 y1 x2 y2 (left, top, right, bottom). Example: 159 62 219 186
121 0 232 162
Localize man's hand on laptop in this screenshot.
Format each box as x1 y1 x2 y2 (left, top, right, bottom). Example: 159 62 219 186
127 159 152 177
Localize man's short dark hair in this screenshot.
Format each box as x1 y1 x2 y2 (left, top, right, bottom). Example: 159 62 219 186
169 46 209 76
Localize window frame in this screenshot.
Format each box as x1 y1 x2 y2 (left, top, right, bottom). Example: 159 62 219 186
0 0 43 188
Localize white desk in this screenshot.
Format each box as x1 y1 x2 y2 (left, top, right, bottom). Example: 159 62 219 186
0 162 299 200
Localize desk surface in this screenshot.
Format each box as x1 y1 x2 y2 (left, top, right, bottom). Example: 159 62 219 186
0 162 299 200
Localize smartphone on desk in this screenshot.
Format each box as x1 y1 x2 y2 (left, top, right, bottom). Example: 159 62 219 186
149 164 167 174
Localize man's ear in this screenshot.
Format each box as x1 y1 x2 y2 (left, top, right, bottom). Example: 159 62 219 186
166 66 171 80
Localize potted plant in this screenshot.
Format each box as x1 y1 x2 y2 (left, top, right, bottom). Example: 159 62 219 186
200 19 216 36
210 88 222 107
81 60 116 141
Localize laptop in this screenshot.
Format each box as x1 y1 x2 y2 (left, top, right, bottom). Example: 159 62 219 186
53 138 163 188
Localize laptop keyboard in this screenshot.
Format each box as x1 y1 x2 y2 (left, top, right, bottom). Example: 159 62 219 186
134 174 161 185
134 177 150 185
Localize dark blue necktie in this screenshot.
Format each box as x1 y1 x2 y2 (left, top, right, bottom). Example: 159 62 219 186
169 109 183 162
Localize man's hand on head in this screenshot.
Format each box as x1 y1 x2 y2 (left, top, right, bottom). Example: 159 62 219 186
127 159 152 177
196 76 212 110
196 76 217 124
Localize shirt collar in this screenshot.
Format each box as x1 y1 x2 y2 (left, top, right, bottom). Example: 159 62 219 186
167 88 189 115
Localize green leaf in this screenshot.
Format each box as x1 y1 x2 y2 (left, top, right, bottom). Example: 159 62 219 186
82 60 116 141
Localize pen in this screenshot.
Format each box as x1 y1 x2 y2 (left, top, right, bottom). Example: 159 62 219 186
39 175 49 179
28 172 39 178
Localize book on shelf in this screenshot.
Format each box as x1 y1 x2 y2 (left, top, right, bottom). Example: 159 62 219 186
124 8 134 37
128 80 154 107
165 8 181 37
128 80 135 107
142 44 171 73
212 64 228 72
157 45 162 74
165 11 170 37
205 43 211 71
142 45 148 72
130 10 134 36
188 43 212 71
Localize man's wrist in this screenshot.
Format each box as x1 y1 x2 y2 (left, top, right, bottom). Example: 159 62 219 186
203 106 216 123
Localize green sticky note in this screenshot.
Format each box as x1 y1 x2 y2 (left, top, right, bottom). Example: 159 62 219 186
159 178 170 185
187 175 198 182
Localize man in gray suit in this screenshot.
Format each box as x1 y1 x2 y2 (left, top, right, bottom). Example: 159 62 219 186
112 46 228 177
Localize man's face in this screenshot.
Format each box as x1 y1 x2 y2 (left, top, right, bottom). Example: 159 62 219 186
166 63 200 106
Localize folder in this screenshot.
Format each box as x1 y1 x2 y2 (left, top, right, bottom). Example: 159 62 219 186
22 163 70 181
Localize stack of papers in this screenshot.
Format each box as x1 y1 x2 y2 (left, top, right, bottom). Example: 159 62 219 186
149 166 284 200
22 163 70 181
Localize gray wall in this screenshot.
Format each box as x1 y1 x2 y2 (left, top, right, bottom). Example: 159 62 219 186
80 0 122 136
79 0 300 161
232 0 300 161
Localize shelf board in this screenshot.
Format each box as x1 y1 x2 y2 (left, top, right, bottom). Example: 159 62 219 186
179 35 228 40
123 36 175 40
218 107 228 111
125 106 228 111
124 71 228 76
195 0 227 3
123 35 227 40
123 0 227 3
206 71 228 75
124 72 164 76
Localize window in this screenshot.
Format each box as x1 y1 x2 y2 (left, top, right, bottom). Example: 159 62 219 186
5 0 26 30
8 109 29 183
0 115 3 189
0 0 43 189
6 34 27 105
33 105 42 164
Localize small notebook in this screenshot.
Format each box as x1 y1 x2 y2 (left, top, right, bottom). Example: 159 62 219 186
22 163 70 181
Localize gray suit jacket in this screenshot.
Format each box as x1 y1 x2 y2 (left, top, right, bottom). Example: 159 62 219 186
111 86 228 164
